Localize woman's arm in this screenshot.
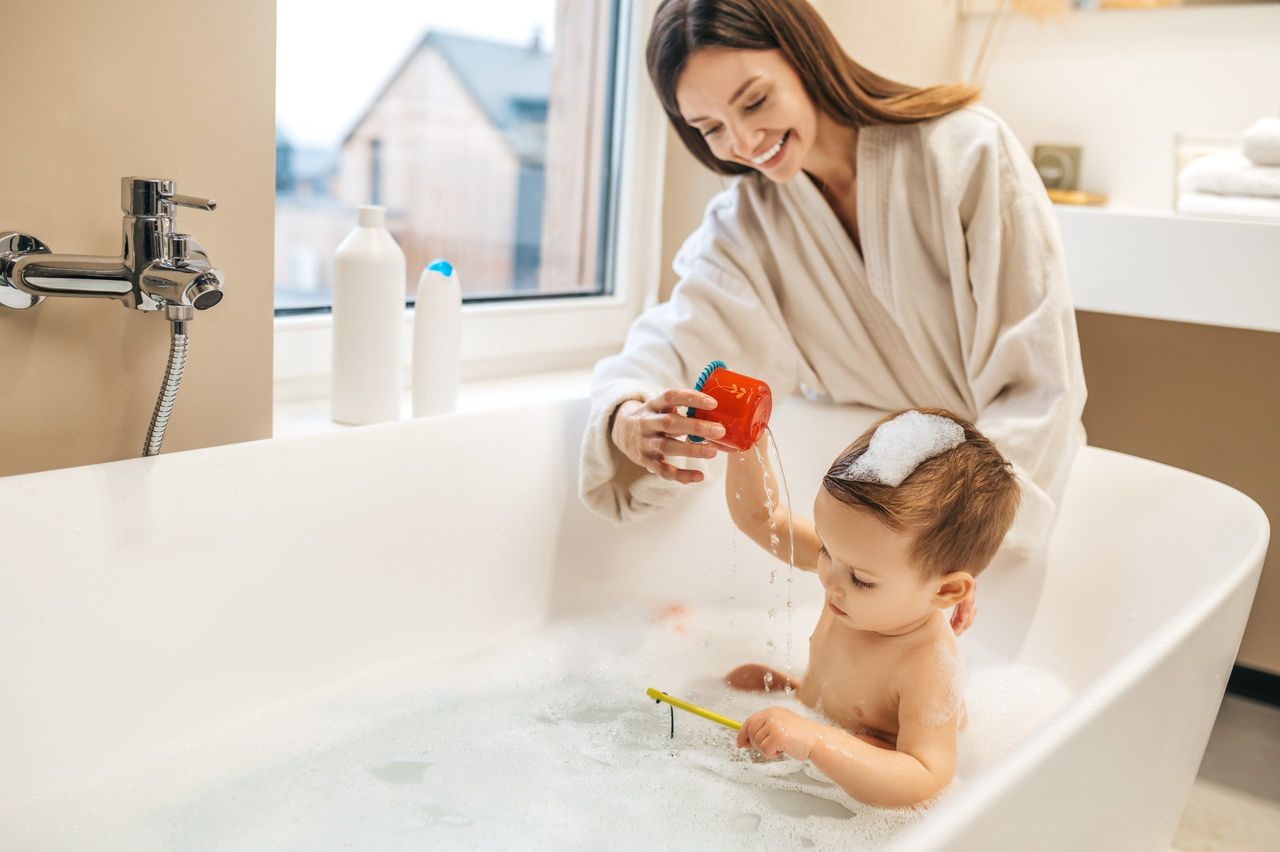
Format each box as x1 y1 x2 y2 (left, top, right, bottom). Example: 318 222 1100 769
725 432 821 571
580 184 801 525
956 118 1088 556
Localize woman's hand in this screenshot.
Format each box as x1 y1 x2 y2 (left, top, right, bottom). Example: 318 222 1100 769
736 707 821 761
610 390 727 484
950 595 976 636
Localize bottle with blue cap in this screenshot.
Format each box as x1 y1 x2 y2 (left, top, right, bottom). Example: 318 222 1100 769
412 258 461 416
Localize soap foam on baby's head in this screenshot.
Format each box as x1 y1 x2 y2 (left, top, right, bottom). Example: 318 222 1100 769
821 407 1021 579
839 410 965 488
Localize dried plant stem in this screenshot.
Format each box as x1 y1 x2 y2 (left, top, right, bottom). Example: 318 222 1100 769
967 0 1009 85
975 7 1017 86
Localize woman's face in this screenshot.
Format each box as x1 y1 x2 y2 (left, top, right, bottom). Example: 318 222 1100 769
674 47 817 182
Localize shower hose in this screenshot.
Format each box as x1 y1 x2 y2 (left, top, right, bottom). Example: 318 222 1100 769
142 317 189 457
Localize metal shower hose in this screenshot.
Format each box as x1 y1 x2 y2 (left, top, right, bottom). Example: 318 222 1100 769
142 319 189 457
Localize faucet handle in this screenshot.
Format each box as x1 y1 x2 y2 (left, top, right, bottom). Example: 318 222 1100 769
170 194 217 212
120 177 217 217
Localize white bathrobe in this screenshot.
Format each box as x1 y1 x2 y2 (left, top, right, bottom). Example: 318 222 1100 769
580 106 1087 559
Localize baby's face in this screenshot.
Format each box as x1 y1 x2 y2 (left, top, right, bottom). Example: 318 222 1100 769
812 489 945 635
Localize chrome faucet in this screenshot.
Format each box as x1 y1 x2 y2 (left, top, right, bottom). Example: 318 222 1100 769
0 177 223 313
1 177 226 457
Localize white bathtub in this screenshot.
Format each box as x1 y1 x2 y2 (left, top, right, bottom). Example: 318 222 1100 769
0 397 1268 850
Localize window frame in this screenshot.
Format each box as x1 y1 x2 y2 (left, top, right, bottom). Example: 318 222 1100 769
273 0 668 402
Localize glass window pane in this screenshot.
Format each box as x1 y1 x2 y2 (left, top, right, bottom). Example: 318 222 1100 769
275 0 619 313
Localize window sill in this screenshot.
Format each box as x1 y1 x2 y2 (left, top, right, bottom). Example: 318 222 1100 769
273 295 632 404
273 367 593 439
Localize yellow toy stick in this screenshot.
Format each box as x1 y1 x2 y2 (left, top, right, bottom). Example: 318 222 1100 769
647 687 742 731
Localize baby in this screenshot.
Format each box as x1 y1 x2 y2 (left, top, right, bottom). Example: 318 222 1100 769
722 407 1020 807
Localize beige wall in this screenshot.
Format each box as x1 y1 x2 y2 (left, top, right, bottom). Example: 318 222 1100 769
1077 312 1280 675
0 0 274 478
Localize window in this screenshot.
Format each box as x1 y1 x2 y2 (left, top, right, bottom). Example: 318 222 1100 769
275 0 622 313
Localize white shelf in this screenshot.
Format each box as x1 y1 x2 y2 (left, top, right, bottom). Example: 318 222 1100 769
1055 205 1280 334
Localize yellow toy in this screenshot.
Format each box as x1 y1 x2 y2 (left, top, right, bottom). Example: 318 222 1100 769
646 687 742 731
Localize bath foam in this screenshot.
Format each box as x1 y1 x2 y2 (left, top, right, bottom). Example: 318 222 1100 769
955 662 1072 777
840 410 965 487
2 605 1072 850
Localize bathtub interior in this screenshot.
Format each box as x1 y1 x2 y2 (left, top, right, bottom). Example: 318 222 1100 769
0 396 1268 848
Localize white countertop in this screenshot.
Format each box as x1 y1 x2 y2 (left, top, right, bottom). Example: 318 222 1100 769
1055 206 1280 335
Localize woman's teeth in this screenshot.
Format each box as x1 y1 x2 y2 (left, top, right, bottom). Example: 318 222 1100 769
751 131 788 166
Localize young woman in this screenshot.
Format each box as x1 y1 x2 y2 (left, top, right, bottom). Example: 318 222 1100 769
580 0 1086 637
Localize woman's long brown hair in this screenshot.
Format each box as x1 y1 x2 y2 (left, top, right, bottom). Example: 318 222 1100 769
646 0 981 176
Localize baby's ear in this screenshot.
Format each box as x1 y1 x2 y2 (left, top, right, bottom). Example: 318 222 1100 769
932 571 974 607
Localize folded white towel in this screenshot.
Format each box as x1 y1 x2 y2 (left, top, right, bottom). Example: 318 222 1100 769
1178 152 1280 200
1177 190 1280 224
1243 117 1280 167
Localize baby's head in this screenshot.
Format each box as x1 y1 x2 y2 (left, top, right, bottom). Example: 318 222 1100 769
813 408 1020 635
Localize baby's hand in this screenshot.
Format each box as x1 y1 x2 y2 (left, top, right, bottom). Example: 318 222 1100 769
736 707 821 761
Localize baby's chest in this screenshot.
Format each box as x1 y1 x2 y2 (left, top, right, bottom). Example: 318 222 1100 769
802 633 899 733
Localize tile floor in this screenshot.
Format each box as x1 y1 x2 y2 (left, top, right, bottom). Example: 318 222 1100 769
1173 695 1280 851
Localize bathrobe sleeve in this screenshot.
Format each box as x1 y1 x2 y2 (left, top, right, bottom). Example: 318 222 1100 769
957 123 1088 556
579 184 801 524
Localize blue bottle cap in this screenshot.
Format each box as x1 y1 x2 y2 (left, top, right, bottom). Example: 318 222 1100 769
426 259 454 278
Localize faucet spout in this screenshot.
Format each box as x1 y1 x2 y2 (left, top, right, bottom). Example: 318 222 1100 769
3 252 133 301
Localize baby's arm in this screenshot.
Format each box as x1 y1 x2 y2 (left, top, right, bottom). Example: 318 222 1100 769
724 432 821 570
737 652 960 807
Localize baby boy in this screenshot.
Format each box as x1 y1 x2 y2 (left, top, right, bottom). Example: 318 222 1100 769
722 407 1020 807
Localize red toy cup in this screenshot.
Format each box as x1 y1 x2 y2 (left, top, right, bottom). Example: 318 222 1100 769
690 362 772 452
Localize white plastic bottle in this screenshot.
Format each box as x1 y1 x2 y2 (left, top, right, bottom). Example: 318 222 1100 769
331 205 405 425
412 259 461 417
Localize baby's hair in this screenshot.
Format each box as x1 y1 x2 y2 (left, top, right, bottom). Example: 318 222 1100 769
821 407 1020 578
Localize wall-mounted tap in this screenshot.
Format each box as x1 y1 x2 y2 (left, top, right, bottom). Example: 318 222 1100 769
0 177 223 312
1 177 225 456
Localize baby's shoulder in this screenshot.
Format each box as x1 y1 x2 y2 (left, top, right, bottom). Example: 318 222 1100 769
895 623 962 691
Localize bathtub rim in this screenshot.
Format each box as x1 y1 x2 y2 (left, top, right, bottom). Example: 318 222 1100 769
888 445 1270 849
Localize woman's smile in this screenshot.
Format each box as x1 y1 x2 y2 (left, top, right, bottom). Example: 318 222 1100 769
748 129 791 168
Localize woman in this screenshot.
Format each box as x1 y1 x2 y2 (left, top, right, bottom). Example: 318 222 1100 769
580 0 1086 637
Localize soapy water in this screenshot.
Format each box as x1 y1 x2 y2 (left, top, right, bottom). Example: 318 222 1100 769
3 606 1071 851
